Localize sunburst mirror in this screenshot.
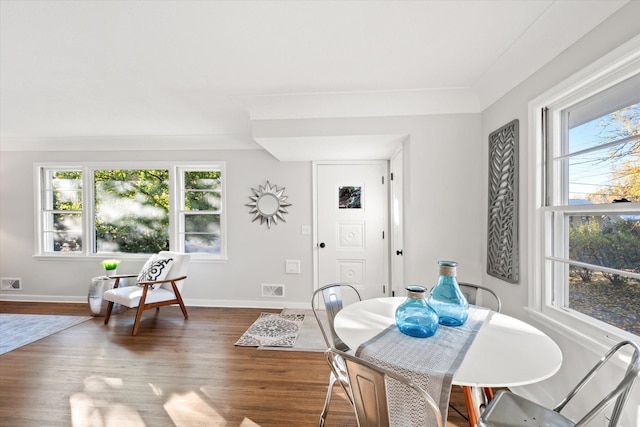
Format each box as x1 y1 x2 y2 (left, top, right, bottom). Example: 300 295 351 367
246 181 292 228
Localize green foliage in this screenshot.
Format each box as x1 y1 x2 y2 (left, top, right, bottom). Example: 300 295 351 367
102 259 121 270
598 103 640 202
569 216 640 284
50 168 222 255
571 103 640 284
184 170 222 211
94 169 170 254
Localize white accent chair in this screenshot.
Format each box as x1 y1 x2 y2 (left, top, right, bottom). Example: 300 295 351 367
103 251 190 335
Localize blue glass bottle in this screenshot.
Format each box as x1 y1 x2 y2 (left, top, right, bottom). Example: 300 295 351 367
427 261 469 326
395 285 439 338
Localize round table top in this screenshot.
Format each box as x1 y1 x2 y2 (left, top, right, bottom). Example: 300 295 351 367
334 297 563 387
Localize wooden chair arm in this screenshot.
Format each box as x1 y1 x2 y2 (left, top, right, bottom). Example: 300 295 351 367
108 274 138 279
108 274 138 289
137 276 188 287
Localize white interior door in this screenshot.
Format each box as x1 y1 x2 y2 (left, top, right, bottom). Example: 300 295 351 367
390 149 404 296
315 162 389 300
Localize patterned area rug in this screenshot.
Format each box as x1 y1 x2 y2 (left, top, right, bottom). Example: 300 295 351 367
257 309 328 352
235 312 305 347
0 313 93 356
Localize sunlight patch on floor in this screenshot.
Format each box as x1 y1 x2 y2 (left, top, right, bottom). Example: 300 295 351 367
163 390 227 425
239 418 261 427
70 376 145 427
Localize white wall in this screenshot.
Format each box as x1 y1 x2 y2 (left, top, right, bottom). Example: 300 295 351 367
481 2 640 425
252 113 484 288
0 148 315 308
1 113 483 307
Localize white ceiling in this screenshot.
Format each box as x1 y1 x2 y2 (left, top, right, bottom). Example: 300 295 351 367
0 0 629 158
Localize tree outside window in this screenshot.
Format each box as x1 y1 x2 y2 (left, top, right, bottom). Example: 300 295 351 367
562 97 640 334
94 169 170 254
39 164 225 258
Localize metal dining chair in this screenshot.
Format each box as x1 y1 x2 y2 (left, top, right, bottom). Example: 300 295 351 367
311 283 361 427
326 348 444 427
479 340 640 427
459 282 501 313
456 282 502 427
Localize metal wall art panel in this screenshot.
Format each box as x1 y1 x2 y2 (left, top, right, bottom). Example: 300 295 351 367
487 119 519 283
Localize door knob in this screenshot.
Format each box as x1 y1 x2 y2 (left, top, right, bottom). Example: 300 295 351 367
396 249 403 256
319 242 326 248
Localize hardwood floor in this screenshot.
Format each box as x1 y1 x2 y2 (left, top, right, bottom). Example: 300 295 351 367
0 302 471 426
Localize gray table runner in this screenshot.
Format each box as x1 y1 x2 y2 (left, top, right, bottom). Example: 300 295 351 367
355 306 490 426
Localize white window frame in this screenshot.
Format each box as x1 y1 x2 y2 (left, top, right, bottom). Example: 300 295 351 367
175 165 226 259
35 161 227 261
527 35 640 350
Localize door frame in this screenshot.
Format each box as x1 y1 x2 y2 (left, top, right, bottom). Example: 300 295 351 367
390 147 405 297
312 160 393 295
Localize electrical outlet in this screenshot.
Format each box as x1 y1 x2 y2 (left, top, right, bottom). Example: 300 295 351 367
285 260 301 274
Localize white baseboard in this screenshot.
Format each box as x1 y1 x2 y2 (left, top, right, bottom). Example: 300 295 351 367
0 294 311 310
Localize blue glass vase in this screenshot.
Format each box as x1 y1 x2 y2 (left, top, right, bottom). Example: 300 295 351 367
395 285 439 338
427 261 469 326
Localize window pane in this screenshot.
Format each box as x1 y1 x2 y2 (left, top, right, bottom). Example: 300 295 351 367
50 172 83 210
184 234 220 254
567 104 639 204
568 103 639 154
44 212 83 252
184 214 220 233
569 264 640 335
41 169 83 254
185 191 221 211
569 214 640 272
52 190 82 208
94 170 169 254
183 215 220 254
184 171 221 190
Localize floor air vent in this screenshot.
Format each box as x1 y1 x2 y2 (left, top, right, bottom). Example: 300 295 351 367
1 278 22 291
261 284 285 297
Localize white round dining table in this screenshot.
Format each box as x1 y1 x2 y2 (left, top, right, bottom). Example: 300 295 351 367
333 297 563 388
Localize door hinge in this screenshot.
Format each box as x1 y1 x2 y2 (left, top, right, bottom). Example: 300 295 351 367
382 176 384 184
383 285 386 294
392 290 395 297
382 231 385 239
390 172 394 180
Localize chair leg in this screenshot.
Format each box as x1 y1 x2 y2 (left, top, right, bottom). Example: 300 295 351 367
131 304 145 336
104 301 114 325
131 286 151 336
319 371 337 427
171 281 189 319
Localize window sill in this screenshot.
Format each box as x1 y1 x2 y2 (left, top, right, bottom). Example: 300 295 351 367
524 306 639 363
33 254 228 263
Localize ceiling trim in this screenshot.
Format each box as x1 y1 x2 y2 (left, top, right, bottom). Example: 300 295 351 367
254 134 407 161
0 135 261 152
240 87 481 122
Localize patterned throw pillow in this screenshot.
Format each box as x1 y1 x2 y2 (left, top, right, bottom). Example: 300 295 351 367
136 254 174 289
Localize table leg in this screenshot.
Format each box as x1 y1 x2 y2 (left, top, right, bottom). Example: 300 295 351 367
463 386 479 427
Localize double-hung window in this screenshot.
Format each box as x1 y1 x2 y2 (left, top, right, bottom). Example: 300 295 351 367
40 168 84 253
530 41 640 344
37 163 226 260
177 167 223 255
